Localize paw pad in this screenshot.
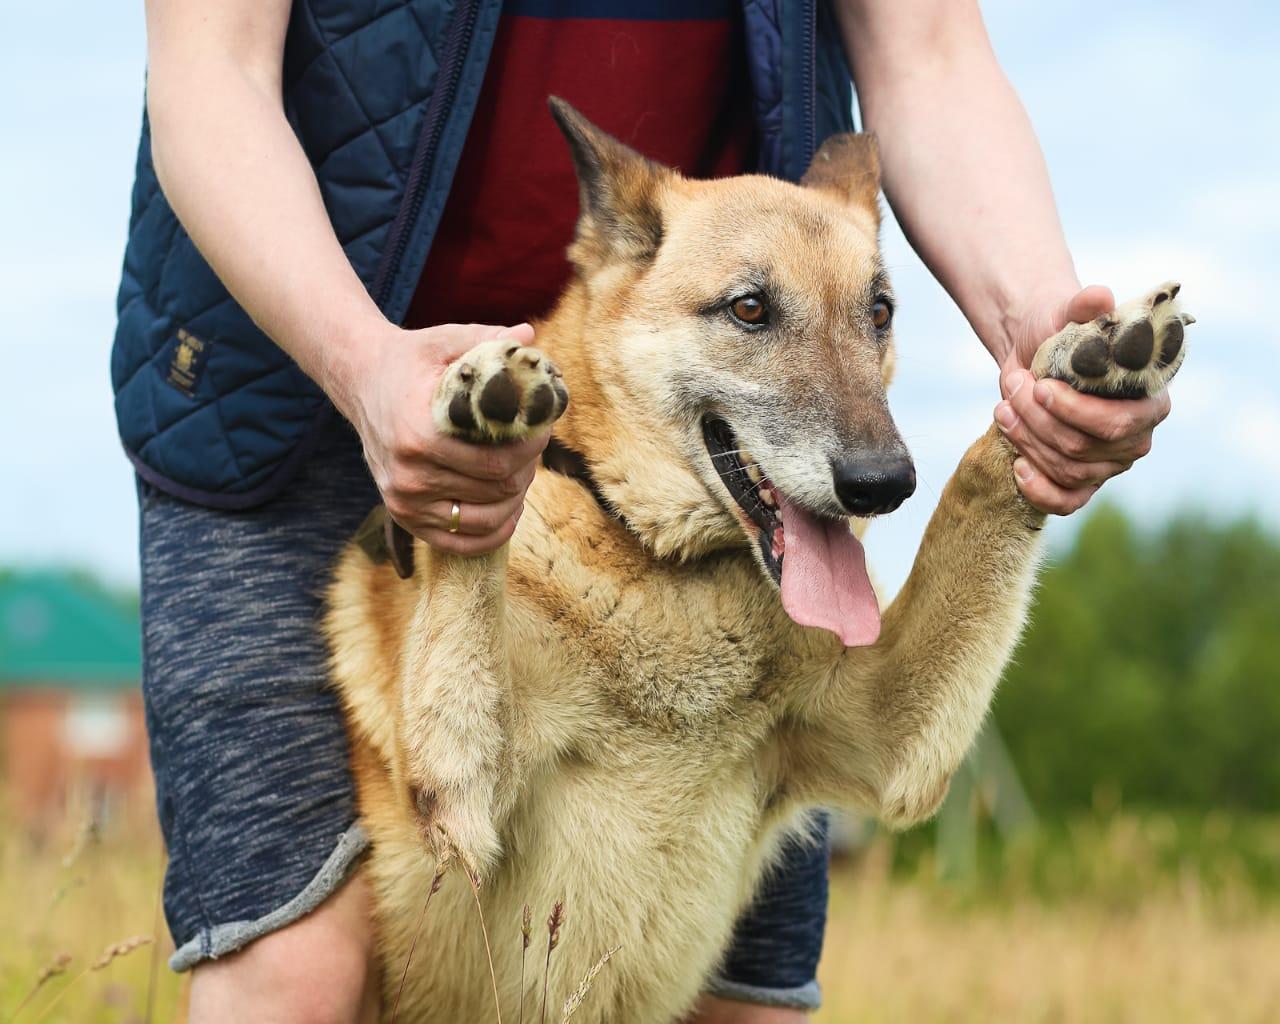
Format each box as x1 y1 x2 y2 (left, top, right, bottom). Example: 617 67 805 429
1032 282 1193 400
433 338 570 442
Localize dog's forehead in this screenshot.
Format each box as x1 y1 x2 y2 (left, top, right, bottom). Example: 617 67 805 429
665 176 881 287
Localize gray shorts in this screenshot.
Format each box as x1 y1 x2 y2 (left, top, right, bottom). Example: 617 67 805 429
138 418 829 1008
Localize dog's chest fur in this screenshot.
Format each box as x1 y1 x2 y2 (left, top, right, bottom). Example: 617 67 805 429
332 470 830 1022
505 471 821 738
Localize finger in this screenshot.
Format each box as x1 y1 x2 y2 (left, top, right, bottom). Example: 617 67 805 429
416 511 520 556
1013 457 1099 516
425 322 537 365
1032 377 1170 446
1002 371 1151 464
428 430 551 481
1059 284 1115 329
413 491 527 537
391 460 537 506
995 401 1131 489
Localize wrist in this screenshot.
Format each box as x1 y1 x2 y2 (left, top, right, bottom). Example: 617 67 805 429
979 272 1082 367
316 312 401 427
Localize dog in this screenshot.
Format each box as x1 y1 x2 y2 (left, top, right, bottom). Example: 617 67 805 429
325 98 1191 1022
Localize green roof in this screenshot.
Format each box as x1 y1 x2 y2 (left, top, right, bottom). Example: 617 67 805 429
0 572 141 691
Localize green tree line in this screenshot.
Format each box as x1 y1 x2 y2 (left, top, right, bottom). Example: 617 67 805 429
994 504 1280 813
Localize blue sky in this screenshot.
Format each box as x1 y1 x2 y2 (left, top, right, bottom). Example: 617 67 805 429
1 1 1276 595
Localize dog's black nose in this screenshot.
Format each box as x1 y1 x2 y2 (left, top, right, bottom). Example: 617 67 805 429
832 455 916 516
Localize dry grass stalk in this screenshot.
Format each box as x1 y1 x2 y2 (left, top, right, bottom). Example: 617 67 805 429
46 875 85 914
7 952 71 1021
90 935 152 971
30 936 152 1023
540 900 565 1024
519 904 533 1024
390 858 447 1024
459 854 504 1024
559 945 620 1023
60 816 99 870
426 824 504 1024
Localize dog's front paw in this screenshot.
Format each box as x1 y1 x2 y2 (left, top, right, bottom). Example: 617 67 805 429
1031 282 1193 400
433 339 569 443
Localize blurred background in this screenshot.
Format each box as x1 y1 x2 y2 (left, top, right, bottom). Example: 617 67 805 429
1 1 1277 1021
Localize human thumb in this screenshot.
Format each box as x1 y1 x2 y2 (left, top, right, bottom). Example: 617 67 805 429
429 321 536 364
1057 284 1115 331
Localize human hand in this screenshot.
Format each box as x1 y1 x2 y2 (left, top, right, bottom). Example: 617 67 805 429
339 321 550 554
993 285 1171 515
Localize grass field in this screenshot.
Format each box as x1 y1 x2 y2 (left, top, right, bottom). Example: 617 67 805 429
4 799 1280 1022
817 817 1280 1023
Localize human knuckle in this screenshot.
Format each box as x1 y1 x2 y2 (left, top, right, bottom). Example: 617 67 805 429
500 473 523 496
388 467 424 499
1105 415 1134 443
1062 432 1090 458
382 492 410 519
1058 462 1091 488
387 429 422 460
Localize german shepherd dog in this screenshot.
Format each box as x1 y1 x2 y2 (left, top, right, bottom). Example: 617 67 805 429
325 99 1191 1022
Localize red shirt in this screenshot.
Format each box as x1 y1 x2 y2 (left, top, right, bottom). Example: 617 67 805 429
405 0 756 329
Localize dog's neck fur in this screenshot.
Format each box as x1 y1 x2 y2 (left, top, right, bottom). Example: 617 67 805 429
533 277 745 564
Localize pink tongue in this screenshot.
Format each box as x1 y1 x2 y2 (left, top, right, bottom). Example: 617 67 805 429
777 493 881 647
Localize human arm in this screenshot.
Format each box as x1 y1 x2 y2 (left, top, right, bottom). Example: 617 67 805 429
143 0 546 551
832 0 1169 514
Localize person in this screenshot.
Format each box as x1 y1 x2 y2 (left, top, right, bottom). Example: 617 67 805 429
116 1 1171 1021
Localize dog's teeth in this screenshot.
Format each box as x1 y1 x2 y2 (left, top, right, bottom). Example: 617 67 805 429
759 487 776 509
745 463 762 484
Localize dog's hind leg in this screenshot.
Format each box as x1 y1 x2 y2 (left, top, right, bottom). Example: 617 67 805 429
784 285 1192 828
397 339 568 873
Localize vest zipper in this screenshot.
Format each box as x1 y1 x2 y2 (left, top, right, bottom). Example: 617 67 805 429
803 0 817 164
372 0 485 311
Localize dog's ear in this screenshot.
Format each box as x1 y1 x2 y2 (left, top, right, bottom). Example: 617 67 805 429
801 132 881 226
549 97 670 265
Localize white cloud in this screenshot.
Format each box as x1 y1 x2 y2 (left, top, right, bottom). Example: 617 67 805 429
1191 179 1280 238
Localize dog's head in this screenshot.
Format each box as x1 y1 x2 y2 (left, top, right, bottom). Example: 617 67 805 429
548 99 914 647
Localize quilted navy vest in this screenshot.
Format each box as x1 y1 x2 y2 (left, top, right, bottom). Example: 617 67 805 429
112 0 856 508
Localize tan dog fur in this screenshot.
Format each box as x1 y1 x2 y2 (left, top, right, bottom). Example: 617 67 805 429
325 101 1190 1022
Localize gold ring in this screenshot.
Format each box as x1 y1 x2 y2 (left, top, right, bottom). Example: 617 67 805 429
449 502 461 534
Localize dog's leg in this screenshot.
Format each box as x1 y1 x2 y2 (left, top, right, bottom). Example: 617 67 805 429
785 285 1192 827
398 339 568 871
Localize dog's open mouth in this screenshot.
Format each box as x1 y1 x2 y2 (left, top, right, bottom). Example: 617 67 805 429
702 417 785 581
702 416 882 648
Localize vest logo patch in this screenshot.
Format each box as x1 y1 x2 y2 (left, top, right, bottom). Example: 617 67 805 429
166 328 209 397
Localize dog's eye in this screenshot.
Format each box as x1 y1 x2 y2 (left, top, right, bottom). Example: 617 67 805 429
729 294 770 328
871 299 893 331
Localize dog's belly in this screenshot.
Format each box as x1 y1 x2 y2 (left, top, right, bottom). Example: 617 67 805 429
360 746 801 1023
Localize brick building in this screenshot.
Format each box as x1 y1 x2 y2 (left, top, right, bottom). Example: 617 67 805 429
0 571 149 829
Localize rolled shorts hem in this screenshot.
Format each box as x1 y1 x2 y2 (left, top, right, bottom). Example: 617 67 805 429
703 976 822 1011
169 823 369 972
